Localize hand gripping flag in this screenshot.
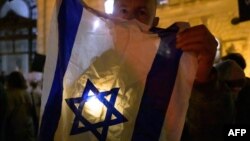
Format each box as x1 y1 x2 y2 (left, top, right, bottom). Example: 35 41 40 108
39 0 198 141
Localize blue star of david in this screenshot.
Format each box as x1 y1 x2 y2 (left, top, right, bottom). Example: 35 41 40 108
65 79 128 140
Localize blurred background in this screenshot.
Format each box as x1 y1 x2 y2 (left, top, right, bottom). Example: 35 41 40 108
0 0 250 78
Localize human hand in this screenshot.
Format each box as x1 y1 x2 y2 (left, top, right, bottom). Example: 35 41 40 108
176 25 217 83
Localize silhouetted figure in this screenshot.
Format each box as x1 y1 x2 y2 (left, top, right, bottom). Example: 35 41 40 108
222 53 250 124
0 71 5 85
0 83 7 141
4 71 35 141
29 80 42 136
182 59 246 141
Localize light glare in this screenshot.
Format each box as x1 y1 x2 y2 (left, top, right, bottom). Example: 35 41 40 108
84 91 103 117
104 0 114 14
93 20 100 31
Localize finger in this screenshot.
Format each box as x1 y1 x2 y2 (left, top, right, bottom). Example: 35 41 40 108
177 43 205 53
177 34 204 43
177 25 208 41
176 35 206 49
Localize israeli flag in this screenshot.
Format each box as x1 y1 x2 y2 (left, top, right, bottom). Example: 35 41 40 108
39 0 197 141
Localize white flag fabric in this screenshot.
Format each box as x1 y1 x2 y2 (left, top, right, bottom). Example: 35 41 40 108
39 0 197 141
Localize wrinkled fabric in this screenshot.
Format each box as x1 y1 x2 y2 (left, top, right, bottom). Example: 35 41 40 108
40 0 197 141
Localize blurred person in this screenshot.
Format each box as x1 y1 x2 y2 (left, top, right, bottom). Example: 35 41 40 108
4 71 36 141
43 0 250 141
111 2 221 140
215 59 246 101
0 71 6 86
84 0 217 140
0 83 7 141
29 80 42 136
86 0 217 83
222 53 250 124
111 0 237 141
28 72 43 135
182 59 245 141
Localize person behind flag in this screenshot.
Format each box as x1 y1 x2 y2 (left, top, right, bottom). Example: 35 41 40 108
86 0 226 140
40 0 233 141
221 53 250 125
0 82 7 141
97 0 238 140
89 0 218 84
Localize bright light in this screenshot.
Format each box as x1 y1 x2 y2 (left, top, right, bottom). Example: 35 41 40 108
92 20 100 31
83 90 104 118
104 0 114 14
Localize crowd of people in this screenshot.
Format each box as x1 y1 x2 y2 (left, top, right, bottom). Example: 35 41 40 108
0 71 42 141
